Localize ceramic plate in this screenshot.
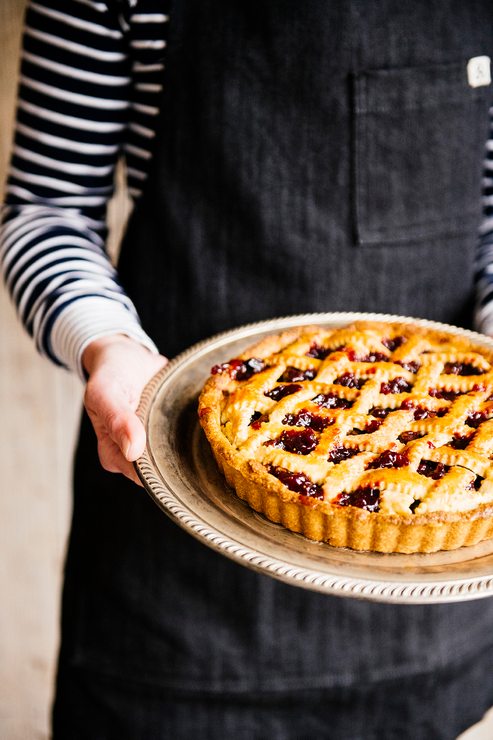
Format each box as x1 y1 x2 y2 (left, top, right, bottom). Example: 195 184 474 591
135 312 493 604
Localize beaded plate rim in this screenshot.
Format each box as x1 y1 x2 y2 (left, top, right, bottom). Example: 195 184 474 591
135 312 493 603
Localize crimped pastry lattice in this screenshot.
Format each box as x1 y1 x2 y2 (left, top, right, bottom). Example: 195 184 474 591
198 322 493 553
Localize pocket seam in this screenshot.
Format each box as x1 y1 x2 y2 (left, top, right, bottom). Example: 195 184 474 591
353 64 488 247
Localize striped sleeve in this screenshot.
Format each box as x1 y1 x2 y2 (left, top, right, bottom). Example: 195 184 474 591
475 105 493 336
0 0 168 380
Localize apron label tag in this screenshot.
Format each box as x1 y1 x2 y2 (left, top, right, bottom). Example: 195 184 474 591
467 56 491 87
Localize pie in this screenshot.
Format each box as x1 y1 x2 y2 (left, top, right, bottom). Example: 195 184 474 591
198 321 493 553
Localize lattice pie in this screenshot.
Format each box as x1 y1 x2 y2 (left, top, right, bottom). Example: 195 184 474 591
198 322 493 553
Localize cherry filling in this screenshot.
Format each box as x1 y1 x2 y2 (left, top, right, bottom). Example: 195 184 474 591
266 465 323 499
335 372 366 389
413 407 437 420
417 460 449 480
264 384 302 402
428 388 463 401
401 399 447 418
250 412 269 430
279 366 317 382
311 393 353 410
305 343 336 360
382 336 407 352
282 410 332 432
466 411 488 428
368 450 408 469
366 419 383 433
359 352 389 363
395 360 421 374
336 487 380 512
264 428 318 455
399 431 424 443
443 362 485 376
450 434 474 450
380 377 412 394
328 447 359 464
371 407 392 419
211 357 265 380
466 475 484 491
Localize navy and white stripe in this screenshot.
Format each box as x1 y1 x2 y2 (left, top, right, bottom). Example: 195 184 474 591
1 0 167 378
475 113 493 336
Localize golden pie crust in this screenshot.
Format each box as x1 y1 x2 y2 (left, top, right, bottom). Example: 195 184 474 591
198 321 493 553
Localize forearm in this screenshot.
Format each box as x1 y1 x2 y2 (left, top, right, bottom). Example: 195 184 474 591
475 107 493 335
1 0 167 378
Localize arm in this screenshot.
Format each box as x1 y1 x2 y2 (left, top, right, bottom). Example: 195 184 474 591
1 0 169 482
475 107 493 335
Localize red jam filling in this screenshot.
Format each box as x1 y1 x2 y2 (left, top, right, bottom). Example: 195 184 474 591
450 434 474 450
366 419 383 433
395 360 421 373
305 343 336 360
264 428 318 455
311 393 352 409
417 460 449 479
250 412 269 429
370 407 392 419
282 410 332 432
279 366 317 382
211 357 266 380
443 362 485 376
368 450 408 469
359 351 389 363
382 336 407 352
398 431 424 443
264 384 302 401
413 407 437 420
336 487 380 512
380 377 412 394
335 372 365 389
328 447 359 463
401 399 447 418
428 388 463 401
466 411 488 428
266 465 323 499
466 475 484 491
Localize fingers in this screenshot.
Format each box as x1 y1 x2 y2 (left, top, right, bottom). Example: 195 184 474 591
92 420 144 486
85 383 146 456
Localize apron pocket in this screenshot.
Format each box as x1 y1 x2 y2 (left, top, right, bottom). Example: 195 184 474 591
353 62 489 246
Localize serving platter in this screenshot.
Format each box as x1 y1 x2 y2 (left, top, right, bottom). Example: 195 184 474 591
135 311 493 604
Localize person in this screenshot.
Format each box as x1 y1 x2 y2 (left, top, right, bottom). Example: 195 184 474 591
3 1 493 738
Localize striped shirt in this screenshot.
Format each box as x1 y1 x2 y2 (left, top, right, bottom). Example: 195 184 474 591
1 0 166 378
2 0 493 380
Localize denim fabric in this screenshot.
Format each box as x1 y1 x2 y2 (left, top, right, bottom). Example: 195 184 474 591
58 0 493 730
53 645 493 739
118 0 493 356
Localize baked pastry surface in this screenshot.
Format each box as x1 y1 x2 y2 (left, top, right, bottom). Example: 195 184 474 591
198 321 493 553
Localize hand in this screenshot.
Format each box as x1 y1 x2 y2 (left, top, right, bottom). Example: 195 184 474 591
82 335 168 485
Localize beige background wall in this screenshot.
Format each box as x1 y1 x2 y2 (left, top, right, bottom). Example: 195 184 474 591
0 1 492 738
0 2 129 737
0 2 82 738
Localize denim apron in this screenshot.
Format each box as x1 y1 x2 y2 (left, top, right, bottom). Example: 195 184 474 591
55 1 493 737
